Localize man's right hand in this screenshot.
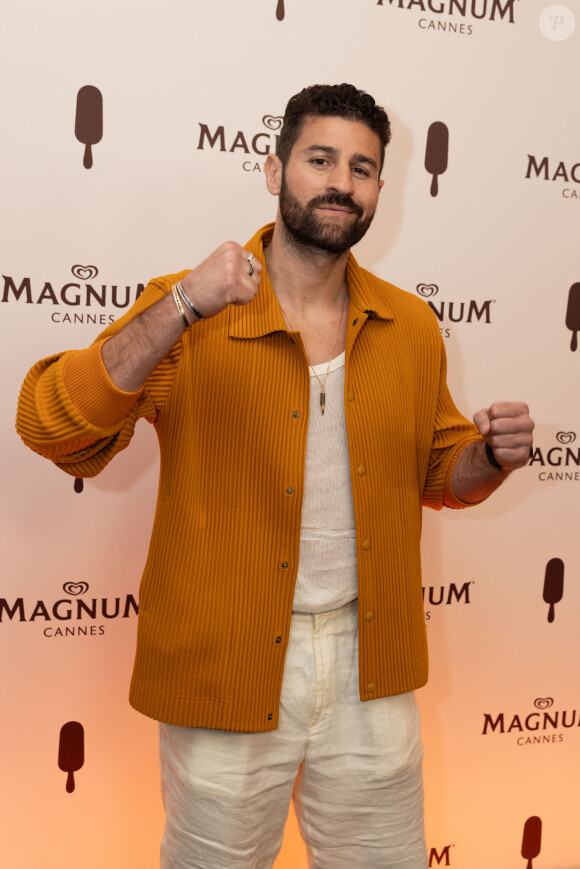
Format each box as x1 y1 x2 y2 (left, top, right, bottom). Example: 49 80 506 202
101 243 262 392
181 242 262 320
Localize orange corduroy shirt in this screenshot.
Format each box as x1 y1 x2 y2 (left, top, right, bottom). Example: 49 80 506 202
16 223 482 732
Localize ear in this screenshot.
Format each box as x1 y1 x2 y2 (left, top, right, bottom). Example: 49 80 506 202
378 179 385 194
265 154 283 195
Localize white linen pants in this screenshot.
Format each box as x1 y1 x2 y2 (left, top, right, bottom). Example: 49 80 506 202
159 600 427 869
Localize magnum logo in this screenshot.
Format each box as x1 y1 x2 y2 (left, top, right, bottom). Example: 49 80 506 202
377 0 516 19
75 86 103 169
276 0 285 19
416 283 438 298
566 283 580 350
377 0 515 15
428 844 453 866
0 582 138 638
555 432 577 444
1 265 145 324
526 155 580 182
525 155 580 199
58 721 84 793
482 696 579 745
423 582 471 605
63 582 89 596
416 284 493 330
72 264 98 281
521 816 542 869
197 114 283 159
425 122 448 196
423 581 472 620
377 0 516 34
529 431 579 482
543 558 564 623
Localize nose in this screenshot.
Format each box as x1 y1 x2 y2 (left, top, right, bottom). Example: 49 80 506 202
327 160 355 196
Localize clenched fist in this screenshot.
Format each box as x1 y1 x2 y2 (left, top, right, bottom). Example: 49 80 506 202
180 241 262 320
473 402 534 472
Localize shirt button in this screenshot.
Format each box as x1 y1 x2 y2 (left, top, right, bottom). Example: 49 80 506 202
268 713 273 720
365 611 374 622
275 636 282 643
347 391 355 402
281 561 289 569
292 411 300 418
352 318 358 326
286 487 294 495
357 465 366 476
367 683 376 694
362 540 371 551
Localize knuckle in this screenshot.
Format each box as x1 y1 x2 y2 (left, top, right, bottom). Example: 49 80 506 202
224 272 237 292
223 241 240 260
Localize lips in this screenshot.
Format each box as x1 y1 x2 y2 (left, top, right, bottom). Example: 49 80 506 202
310 194 363 218
318 205 354 215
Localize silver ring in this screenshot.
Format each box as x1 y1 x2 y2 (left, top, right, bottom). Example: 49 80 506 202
248 263 254 277
246 253 254 263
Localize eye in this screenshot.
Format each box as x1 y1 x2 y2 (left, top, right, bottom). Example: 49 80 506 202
310 157 329 167
353 166 370 177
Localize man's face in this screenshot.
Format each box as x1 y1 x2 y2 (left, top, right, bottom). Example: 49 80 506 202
278 115 384 255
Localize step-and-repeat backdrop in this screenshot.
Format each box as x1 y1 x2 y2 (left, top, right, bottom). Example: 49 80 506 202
2 1 578 867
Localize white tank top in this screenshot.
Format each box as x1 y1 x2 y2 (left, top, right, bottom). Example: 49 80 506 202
292 352 358 613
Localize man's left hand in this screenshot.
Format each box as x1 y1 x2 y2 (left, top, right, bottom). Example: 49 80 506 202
473 402 535 472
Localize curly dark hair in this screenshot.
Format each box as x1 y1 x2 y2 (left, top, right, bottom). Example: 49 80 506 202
277 83 391 175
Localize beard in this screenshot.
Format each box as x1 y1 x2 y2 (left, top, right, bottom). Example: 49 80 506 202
278 174 376 256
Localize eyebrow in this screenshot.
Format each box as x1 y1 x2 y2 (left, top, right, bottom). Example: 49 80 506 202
303 145 379 171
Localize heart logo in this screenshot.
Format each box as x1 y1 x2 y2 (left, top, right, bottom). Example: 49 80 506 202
416 283 439 298
63 582 89 596
556 431 576 445
71 265 98 280
262 115 283 131
534 697 554 710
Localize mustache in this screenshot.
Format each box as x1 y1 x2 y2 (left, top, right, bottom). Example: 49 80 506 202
308 193 364 218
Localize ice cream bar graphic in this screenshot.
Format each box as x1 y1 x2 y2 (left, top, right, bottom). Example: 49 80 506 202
276 0 285 20
74 478 84 494
521 815 542 868
565 282 580 351
543 557 564 623
58 721 84 793
425 122 449 197
75 86 103 169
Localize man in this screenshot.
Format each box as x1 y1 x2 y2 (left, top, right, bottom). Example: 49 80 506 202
17 84 533 868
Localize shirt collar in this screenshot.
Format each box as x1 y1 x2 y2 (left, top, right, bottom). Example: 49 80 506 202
228 223 394 340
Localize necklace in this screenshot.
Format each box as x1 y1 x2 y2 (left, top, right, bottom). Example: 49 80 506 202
278 292 347 415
